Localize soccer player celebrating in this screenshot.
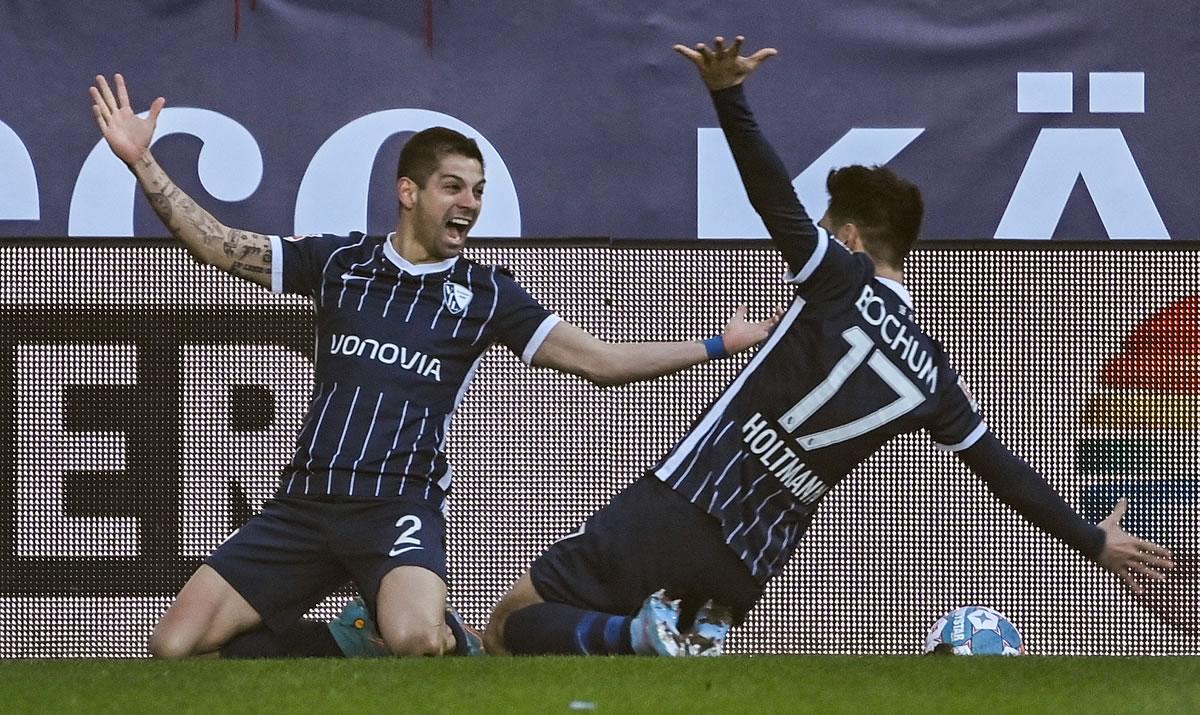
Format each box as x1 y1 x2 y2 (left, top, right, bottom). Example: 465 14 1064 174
88 74 775 658
484 37 1176 657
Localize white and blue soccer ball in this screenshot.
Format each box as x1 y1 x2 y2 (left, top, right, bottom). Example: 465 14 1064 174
923 606 1025 655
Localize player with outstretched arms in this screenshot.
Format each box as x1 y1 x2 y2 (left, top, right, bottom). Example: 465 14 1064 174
484 37 1176 657
88 73 776 658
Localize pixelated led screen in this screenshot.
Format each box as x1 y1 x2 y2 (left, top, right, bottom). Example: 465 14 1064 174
0 241 1196 656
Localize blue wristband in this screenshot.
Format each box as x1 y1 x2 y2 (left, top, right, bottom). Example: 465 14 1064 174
703 335 729 360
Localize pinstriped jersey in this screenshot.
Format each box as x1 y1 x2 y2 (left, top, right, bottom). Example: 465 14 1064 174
268 232 559 504
652 85 987 585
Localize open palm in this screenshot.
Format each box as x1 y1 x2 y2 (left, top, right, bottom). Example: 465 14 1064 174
1096 498 1175 592
89 73 164 166
673 35 777 91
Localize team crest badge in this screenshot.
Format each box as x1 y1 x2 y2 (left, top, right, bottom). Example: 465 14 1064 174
442 282 473 315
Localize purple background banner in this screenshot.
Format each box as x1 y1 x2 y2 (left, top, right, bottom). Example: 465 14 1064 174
1 1 1197 240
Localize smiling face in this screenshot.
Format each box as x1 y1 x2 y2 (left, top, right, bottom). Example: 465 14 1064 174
397 153 485 262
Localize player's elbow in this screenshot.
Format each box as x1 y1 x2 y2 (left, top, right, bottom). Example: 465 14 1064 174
584 369 624 388
574 354 627 387
564 345 628 388
537 334 630 387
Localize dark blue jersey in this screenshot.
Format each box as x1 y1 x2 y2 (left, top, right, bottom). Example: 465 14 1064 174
268 232 559 503
651 86 986 584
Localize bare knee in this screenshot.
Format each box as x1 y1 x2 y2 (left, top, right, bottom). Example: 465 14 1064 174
148 565 262 659
148 622 199 659
382 623 449 657
376 565 453 656
482 614 508 656
484 572 543 656
484 598 520 656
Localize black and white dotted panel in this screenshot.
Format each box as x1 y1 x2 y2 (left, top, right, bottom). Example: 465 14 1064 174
0 242 1195 656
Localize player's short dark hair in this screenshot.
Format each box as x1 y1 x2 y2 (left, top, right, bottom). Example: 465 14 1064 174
396 127 485 187
825 165 924 268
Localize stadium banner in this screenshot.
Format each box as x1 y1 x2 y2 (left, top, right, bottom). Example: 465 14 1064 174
0 240 1196 656
0 2 1197 242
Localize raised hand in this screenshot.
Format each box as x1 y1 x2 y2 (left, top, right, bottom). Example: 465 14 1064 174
1096 498 1176 593
89 74 165 166
720 303 782 355
672 35 777 91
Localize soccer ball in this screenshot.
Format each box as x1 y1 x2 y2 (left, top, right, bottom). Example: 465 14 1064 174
923 606 1025 655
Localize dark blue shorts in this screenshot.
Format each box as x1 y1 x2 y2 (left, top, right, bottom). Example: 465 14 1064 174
529 474 762 627
205 495 447 632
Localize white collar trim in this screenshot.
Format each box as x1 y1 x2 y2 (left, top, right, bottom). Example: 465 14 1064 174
876 276 914 308
383 232 459 275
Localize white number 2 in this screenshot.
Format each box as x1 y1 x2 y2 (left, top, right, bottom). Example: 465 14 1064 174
389 514 424 556
779 327 926 450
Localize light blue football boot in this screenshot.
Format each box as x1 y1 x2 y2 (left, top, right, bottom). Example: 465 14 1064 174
683 600 733 657
629 589 686 656
328 596 390 658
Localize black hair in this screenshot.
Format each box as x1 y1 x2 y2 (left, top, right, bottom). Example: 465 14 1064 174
825 165 924 268
395 127 484 188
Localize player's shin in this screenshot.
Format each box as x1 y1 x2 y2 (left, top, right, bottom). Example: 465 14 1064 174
503 602 635 655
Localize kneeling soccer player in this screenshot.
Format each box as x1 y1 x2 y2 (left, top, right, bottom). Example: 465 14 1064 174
483 36 1175 657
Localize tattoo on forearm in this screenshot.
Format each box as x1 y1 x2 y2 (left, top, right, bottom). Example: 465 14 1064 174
224 231 261 259
231 261 271 278
143 180 213 242
138 160 271 284
146 192 174 224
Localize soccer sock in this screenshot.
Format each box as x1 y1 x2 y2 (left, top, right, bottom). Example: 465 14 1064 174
281 619 345 656
219 627 289 658
220 620 344 659
503 603 633 655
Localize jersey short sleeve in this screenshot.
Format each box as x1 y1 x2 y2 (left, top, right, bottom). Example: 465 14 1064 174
483 269 560 365
269 233 360 297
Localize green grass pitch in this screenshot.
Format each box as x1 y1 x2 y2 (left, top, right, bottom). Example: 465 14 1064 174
2 656 1196 713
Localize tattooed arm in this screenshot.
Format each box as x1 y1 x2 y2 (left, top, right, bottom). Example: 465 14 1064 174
130 151 272 286
90 73 272 288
